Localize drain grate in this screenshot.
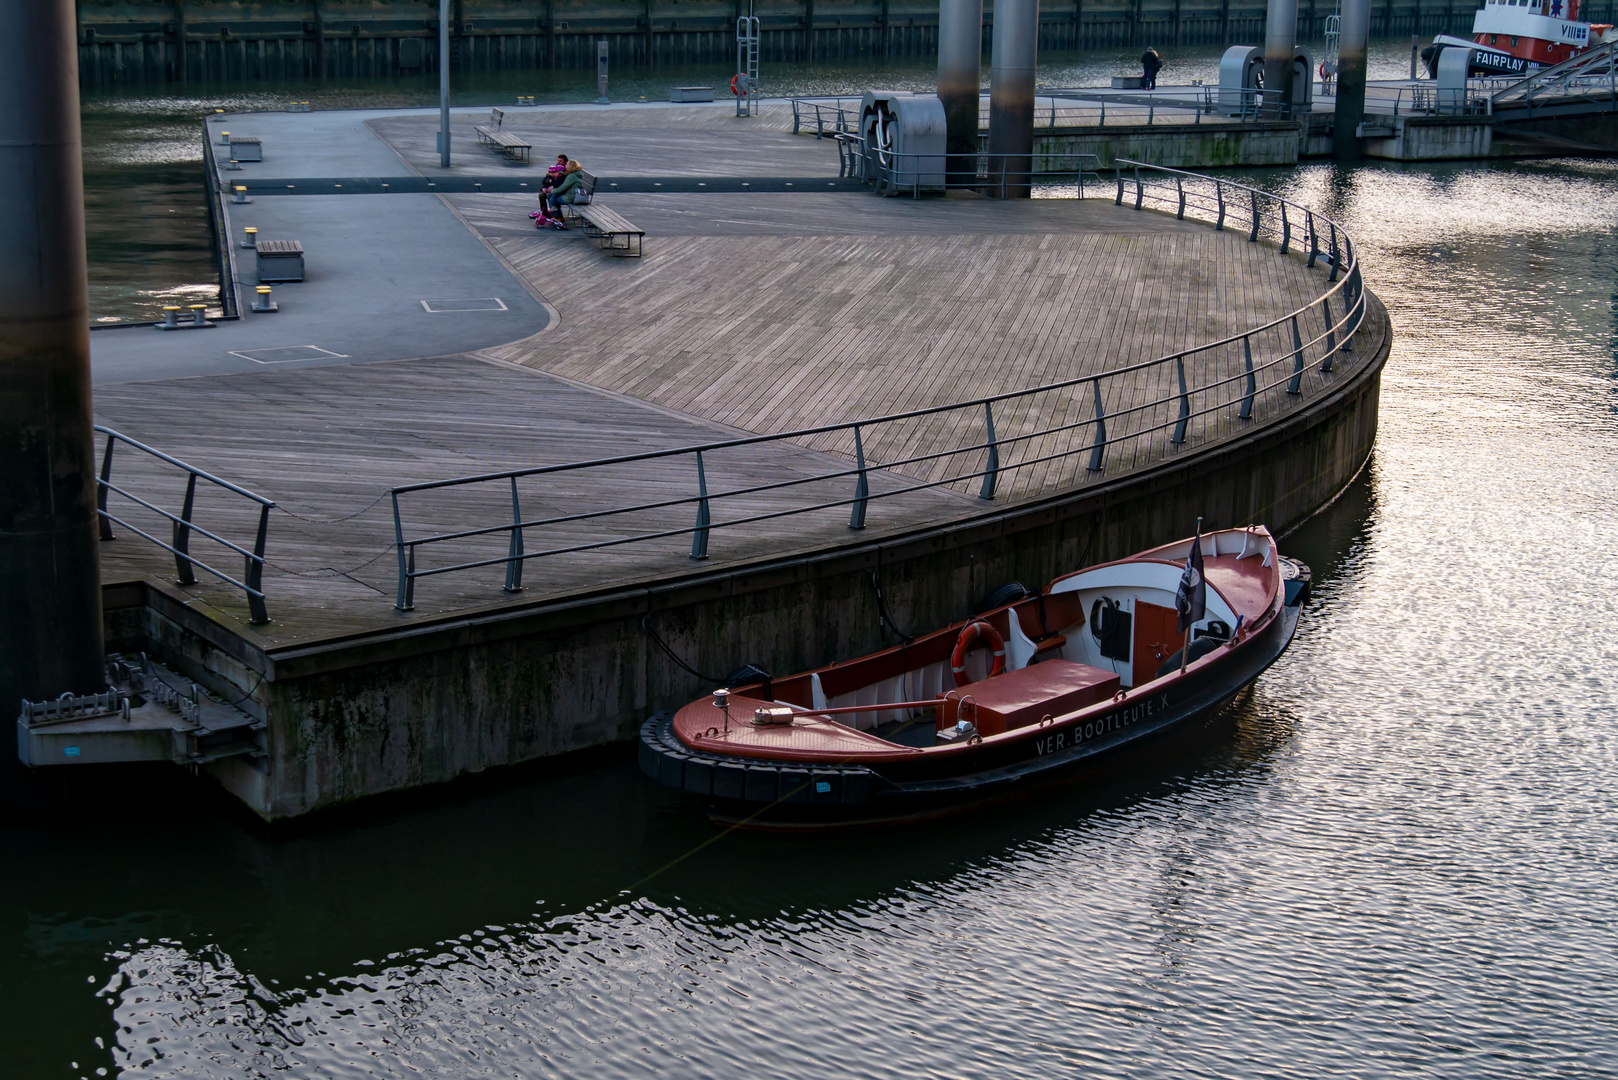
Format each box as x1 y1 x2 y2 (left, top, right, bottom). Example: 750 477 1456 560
228 345 350 364
420 297 508 313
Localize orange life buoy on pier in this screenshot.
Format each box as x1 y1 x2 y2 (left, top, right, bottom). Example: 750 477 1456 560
951 621 1006 687
730 74 743 96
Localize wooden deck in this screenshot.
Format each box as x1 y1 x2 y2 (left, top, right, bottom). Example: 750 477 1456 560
96 124 1342 647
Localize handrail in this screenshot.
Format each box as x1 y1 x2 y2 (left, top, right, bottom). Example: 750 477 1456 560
94 426 274 624
1491 39 1617 106
834 135 1101 199
788 96 863 138
387 163 1367 612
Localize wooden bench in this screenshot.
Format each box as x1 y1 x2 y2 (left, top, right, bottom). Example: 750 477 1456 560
473 108 531 163
560 170 645 257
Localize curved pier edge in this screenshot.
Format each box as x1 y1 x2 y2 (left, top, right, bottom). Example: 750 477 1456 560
109 292 1389 821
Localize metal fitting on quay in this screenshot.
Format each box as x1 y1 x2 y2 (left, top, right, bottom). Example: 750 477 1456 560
251 285 278 313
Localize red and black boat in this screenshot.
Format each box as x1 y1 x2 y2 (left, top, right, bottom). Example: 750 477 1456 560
639 526 1310 828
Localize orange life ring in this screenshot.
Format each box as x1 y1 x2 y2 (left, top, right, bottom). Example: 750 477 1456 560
951 620 1006 687
730 73 743 96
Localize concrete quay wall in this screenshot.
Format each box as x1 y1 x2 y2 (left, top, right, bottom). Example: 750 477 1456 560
75 0 1495 86
110 295 1388 821
1037 120 1301 168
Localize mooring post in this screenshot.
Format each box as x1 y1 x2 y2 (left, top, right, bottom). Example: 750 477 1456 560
986 0 1037 198
936 0 983 187
1334 0 1370 160
1262 0 1299 117
0 0 107 804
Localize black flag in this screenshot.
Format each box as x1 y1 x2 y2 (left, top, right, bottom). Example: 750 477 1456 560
1176 526 1206 634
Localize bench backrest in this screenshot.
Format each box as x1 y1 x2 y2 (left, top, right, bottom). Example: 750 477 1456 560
490 107 504 128
580 169 597 197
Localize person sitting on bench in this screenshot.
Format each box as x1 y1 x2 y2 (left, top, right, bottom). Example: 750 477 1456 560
530 154 570 226
544 160 585 229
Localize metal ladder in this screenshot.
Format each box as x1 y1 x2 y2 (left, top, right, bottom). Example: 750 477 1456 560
736 10 760 117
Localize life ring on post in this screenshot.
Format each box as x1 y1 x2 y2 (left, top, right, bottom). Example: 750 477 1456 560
951 620 1006 687
730 74 743 96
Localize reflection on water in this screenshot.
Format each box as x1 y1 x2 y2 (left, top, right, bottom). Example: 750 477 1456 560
21 46 1618 1080
80 38 1424 323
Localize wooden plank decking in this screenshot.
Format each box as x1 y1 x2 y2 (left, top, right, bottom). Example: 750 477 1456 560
97 127 1345 647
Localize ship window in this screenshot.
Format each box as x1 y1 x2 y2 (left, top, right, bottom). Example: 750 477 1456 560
1489 34 1498 44
1511 36 1519 45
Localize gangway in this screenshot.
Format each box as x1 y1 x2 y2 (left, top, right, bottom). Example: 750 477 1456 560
1490 39 1618 118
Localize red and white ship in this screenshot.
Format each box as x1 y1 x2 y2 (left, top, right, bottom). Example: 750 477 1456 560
1424 0 1613 76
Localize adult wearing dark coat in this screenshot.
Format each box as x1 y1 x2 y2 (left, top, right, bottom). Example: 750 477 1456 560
1142 46 1162 90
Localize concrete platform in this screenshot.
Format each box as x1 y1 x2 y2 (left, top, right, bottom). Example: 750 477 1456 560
76 102 1385 818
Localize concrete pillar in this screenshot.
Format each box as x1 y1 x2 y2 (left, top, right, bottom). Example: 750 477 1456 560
987 0 1038 198
0 0 106 803
1333 0 1369 160
1263 0 1298 114
937 0 983 184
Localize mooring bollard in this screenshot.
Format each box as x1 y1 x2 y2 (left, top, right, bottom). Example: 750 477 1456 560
251 285 278 313
189 305 209 327
160 306 181 329
224 158 242 171
241 226 258 249
217 129 231 145
232 185 251 204
516 94 536 106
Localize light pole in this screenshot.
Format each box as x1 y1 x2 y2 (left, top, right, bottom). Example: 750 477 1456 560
439 0 451 167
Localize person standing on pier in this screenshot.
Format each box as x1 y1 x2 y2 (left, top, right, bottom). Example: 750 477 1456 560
1142 46 1162 90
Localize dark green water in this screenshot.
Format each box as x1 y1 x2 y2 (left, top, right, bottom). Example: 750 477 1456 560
26 45 1618 1080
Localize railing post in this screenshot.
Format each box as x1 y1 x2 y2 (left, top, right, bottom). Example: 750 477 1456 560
503 476 525 593
979 402 999 500
1215 181 1226 231
691 449 711 560
792 99 801 134
97 433 116 541
245 503 270 625
1328 223 1341 282
1171 356 1190 444
1114 164 1124 205
1240 336 1256 419
1133 164 1143 209
1249 189 1260 242
849 425 870 530
1306 210 1319 267
1280 202 1291 254
1289 316 1305 394
1087 379 1107 472
1321 296 1337 372
1348 263 1364 343
172 473 198 585
1176 175 1185 219
392 491 414 612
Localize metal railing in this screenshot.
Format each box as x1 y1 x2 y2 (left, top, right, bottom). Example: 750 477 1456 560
1033 86 1299 124
789 96 863 138
95 427 275 624
834 135 1101 199
385 163 1368 612
1362 83 1493 117
1492 39 1618 111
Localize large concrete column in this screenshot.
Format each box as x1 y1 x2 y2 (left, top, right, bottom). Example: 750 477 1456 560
439 0 451 165
0 0 106 803
1262 0 1298 115
987 0 1038 198
1333 0 1370 159
937 0 984 184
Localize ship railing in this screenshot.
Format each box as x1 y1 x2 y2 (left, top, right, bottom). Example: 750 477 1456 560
93 426 275 624
385 163 1368 612
834 136 1101 198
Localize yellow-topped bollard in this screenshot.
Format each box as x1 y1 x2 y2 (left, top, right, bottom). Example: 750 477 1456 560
232 184 251 204
160 305 182 329
217 129 231 145
241 225 258 249
251 285 279 313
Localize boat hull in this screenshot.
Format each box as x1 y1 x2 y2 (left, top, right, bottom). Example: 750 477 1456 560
638 594 1304 830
